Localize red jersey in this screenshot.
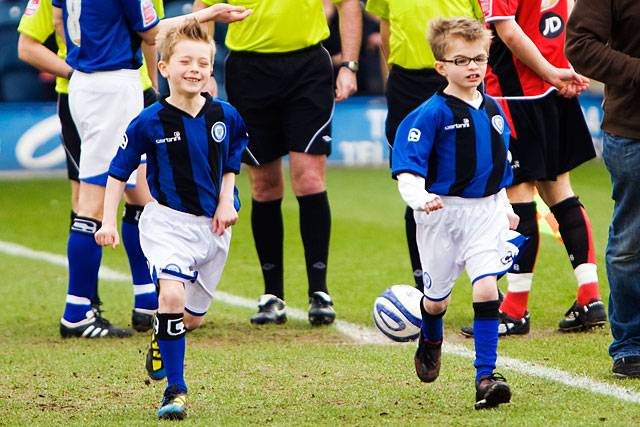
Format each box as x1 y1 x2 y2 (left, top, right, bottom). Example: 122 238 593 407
480 0 570 99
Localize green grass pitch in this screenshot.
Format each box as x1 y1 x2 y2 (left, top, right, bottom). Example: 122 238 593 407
1 161 640 425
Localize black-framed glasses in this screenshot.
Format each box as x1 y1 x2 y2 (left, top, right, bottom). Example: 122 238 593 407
440 55 489 66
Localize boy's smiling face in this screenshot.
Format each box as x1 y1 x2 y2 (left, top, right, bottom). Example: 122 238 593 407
436 37 489 95
159 39 212 97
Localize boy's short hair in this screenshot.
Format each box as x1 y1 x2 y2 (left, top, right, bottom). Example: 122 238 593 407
158 18 215 63
427 17 492 60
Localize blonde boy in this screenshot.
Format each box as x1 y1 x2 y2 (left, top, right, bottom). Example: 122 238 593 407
95 20 248 420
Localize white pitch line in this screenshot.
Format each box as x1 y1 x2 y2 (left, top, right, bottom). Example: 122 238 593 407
2 239 640 403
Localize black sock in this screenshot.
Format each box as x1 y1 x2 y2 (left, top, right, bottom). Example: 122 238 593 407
298 191 331 296
251 199 284 299
550 196 595 268
405 206 423 290
511 202 539 274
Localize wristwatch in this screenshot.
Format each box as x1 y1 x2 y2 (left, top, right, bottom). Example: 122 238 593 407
339 61 359 72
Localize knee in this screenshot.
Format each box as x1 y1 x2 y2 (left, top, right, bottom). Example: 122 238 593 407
424 298 449 315
184 315 204 331
251 174 284 201
291 168 325 196
158 285 185 313
473 277 499 302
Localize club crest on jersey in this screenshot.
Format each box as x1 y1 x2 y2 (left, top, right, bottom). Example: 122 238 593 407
408 128 421 142
120 133 128 149
491 115 505 135
211 122 227 143
540 0 560 12
141 0 158 28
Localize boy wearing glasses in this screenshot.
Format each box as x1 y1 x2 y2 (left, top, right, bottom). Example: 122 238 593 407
392 17 517 409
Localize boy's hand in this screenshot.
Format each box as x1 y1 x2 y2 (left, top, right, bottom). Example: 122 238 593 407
95 224 120 249
203 4 253 23
507 211 520 230
212 199 238 236
424 197 444 213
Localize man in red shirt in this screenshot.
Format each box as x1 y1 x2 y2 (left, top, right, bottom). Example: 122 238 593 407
471 0 606 335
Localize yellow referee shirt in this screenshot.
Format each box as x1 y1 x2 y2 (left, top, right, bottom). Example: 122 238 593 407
202 0 340 53
365 0 483 70
17 0 164 94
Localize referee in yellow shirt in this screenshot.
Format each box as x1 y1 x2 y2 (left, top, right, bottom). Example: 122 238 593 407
366 0 484 291
17 0 165 333
195 0 362 326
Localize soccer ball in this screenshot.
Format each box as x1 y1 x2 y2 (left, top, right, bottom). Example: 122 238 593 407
373 285 423 342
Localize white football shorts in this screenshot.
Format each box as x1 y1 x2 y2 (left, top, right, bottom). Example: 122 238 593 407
68 69 143 186
139 201 231 316
414 193 512 301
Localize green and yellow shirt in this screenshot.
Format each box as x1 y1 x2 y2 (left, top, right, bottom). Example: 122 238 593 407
365 0 483 70
17 0 164 94
202 0 341 53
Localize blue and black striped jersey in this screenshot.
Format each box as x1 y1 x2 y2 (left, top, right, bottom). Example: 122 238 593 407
52 0 159 72
391 91 513 198
109 95 249 217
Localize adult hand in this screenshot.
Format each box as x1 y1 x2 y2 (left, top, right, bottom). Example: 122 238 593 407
335 67 357 102
212 200 238 236
95 224 120 249
548 68 589 98
200 3 253 24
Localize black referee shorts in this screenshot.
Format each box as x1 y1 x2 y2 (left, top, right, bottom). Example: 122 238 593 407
225 44 334 165
385 66 446 146
498 92 596 184
57 87 156 182
57 93 80 182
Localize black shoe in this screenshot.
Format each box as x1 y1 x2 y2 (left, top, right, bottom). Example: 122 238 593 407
60 309 133 338
250 294 287 325
414 333 442 383
308 291 336 326
558 299 607 332
157 384 188 420
132 309 154 332
460 311 530 338
612 356 640 378
146 319 166 381
475 373 511 410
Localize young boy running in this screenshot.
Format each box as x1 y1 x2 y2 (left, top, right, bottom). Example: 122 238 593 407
95 20 249 420
392 17 517 409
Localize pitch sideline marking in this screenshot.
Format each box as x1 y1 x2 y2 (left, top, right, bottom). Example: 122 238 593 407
2 239 639 404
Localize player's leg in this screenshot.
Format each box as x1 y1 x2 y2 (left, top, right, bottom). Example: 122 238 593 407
225 51 289 324
61 182 132 337
537 174 606 331
122 165 157 332
155 279 189 420
289 152 334 325
472 275 511 409
283 45 335 326
247 160 288 324
501 181 538 330
413 209 457 383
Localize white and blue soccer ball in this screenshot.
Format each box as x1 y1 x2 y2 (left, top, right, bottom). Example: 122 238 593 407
373 285 423 342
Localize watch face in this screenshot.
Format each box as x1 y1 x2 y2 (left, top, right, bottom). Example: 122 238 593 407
342 61 359 72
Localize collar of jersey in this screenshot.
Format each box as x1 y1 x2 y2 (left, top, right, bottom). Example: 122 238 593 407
437 89 486 110
160 93 212 118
